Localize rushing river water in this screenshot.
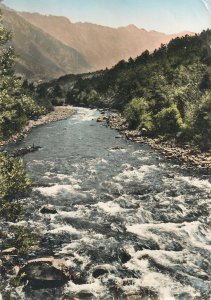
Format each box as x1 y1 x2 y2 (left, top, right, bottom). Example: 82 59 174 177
7 108 211 299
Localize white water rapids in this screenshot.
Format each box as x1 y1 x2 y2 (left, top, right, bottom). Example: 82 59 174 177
5 108 211 300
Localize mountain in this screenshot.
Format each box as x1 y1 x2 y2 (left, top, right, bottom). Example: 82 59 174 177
1 7 91 81
20 12 194 72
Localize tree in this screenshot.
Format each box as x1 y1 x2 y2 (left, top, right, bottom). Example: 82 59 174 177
155 104 183 134
124 98 153 131
0 9 45 140
0 153 31 200
0 152 31 221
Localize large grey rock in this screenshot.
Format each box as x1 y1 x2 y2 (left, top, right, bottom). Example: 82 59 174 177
19 257 69 288
40 205 58 214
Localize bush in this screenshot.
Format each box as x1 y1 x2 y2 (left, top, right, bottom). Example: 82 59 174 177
0 153 31 221
51 97 65 106
0 154 31 200
87 89 99 105
124 97 153 130
0 109 27 140
0 153 31 201
155 104 183 134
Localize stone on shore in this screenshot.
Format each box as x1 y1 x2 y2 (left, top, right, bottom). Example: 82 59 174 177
97 116 108 122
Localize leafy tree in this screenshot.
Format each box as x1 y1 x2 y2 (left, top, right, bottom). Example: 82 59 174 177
0 152 31 221
87 89 99 105
0 9 47 140
155 104 184 134
124 98 153 130
0 153 31 201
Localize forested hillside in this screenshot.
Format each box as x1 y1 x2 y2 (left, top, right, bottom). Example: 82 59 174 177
64 30 211 150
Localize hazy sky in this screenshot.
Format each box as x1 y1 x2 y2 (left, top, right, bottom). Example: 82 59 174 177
3 0 211 34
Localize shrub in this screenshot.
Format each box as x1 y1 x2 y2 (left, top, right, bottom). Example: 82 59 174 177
51 97 65 106
124 97 153 131
0 153 31 201
87 89 99 104
155 104 183 134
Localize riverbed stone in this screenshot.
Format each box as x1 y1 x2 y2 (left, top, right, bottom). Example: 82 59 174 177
74 292 96 299
92 267 109 278
120 251 132 264
97 116 108 122
40 205 58 214
124 287 159 300
111 146 123 150
19 257 70 288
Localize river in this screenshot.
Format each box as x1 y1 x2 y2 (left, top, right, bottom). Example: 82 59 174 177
7 108 211 300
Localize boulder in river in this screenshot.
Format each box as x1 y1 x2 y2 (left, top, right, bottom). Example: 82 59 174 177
92 267 109 278
124 287 159 300
40 205 58 214
74 292 96 299
11 145 41 157
111 146 124 150
19 257 70 288
119 250 131 264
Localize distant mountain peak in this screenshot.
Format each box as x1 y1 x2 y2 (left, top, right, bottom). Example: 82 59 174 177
2 8 90 81
126 24 139 30
20 12 72 24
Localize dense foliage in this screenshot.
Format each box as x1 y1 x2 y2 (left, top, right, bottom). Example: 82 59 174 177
0 154 36 294
0 152 31 221
65 30 211 150
0 9 37 269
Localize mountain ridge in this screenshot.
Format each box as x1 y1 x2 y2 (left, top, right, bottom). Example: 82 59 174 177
19 11 194 35
20 11 194 72
1 7 91 81
0 4 195 81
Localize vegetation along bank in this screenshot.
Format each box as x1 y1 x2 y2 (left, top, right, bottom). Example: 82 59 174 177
35 29 211 169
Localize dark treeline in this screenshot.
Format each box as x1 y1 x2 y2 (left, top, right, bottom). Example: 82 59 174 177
60 30 211 150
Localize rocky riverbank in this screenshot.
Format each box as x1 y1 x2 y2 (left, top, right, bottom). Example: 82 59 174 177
0 106 76 147
97 113 211 172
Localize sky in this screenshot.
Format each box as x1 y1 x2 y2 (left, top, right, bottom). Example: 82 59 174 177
3 0 211 34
